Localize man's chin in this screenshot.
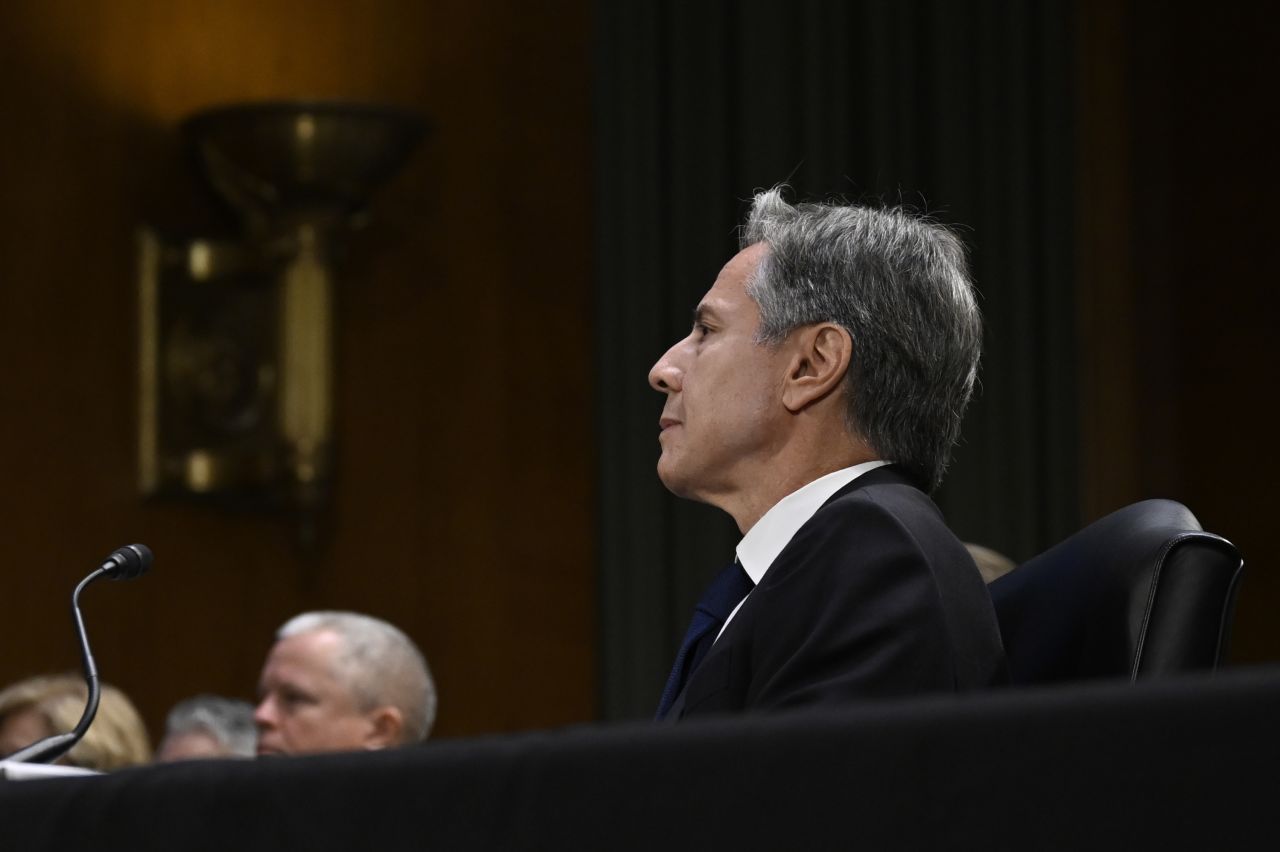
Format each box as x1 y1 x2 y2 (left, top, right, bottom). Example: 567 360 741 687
656 459 698 500
655 460 684 495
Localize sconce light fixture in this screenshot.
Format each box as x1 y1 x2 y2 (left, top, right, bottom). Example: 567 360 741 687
139 101 425 540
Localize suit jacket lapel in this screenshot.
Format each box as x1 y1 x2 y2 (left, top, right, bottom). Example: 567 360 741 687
668 465 923 720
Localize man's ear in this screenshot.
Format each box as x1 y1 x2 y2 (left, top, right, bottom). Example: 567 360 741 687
781 323 852 413
363 706 406 750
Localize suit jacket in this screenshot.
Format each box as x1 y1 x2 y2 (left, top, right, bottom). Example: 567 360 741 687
668 465 1007 719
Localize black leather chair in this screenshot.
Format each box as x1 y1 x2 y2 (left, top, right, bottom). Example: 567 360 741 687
989 499 1244 685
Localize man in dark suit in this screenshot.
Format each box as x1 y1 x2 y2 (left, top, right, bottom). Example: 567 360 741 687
649 188 1006 720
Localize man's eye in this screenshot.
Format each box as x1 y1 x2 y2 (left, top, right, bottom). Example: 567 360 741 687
694 322 711 338
280 690 311 707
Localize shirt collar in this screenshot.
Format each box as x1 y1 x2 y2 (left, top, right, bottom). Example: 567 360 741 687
735 460 891 585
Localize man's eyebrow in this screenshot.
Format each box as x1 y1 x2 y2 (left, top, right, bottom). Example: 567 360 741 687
692 304 720 325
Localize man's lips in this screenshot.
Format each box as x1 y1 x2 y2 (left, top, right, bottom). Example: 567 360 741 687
659 417 681 431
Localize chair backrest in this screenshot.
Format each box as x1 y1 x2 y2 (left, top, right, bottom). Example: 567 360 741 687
989 499 1244 685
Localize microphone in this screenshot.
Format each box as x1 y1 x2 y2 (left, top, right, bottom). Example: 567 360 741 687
101 543 152 581
2 544 153 765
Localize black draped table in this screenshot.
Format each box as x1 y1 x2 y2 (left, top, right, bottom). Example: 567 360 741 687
3 667 1279 850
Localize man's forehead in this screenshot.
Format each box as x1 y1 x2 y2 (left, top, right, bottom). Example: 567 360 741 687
700 245 767 317
693 301 723 322
715 242 766 286
264 630 344 678
722 241 768 275
277 627 343 655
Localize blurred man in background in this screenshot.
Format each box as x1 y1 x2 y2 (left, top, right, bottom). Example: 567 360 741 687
154 694 257 761
254 611 436 756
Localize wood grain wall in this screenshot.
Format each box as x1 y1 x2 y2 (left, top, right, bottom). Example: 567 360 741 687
0 0 595 741
1078 1 1280 663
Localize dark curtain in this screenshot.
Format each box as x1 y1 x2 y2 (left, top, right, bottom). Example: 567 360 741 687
594 0 1077 719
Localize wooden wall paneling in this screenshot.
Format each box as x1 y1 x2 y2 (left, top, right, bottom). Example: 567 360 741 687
0 0 594 741
1077 0 1280 662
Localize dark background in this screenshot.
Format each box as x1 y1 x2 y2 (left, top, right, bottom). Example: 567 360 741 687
1 0 1276 736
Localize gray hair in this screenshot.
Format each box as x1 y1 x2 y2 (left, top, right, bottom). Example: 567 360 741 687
164 694 257 757
742 187 981 491
278 611 437 743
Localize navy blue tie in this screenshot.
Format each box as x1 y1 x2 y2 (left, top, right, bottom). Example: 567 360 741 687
655 560 754 720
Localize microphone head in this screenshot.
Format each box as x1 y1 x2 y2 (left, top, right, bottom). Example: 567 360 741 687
103 544 153 580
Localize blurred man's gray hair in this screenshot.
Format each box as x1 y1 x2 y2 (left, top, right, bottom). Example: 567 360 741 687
164 694 257 757
278 611 437 743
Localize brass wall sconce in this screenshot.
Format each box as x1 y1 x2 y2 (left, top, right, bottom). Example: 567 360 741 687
139 102 425 538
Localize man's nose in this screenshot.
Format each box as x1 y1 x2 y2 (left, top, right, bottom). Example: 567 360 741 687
253 697 276 730
648 344 683 393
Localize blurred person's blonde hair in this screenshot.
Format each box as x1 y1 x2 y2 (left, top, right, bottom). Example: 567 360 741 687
0 673 151 770
964 542 1018 585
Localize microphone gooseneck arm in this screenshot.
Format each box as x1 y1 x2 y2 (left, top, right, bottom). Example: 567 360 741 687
3 545 150 766
2 567 107 765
